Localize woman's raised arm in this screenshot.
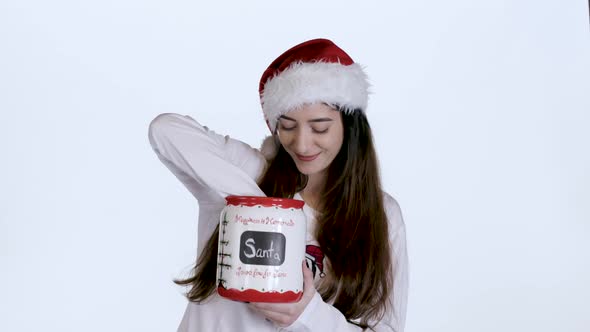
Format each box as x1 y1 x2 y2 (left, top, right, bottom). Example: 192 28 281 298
148 113 266 204
148 113 268 252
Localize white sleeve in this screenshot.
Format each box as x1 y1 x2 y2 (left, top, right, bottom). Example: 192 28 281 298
383 194 409 332
148 113 267 204
148 113 268 252
282 194 409 332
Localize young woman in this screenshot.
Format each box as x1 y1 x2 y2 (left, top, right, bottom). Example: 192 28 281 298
148 38 408 332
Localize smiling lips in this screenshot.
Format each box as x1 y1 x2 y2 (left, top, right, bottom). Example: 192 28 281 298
296 153 320 162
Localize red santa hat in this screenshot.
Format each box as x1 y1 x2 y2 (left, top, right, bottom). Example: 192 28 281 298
258 38 370 159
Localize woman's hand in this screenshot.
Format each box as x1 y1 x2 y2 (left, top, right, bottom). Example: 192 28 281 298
248 261 316 327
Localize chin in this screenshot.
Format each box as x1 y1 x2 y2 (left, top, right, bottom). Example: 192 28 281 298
295 167 313 175
295 164 325 176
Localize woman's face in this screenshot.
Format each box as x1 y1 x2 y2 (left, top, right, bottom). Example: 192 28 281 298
277 103 344 177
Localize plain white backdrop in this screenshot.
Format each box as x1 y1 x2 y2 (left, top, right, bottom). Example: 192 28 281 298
1 0 589 331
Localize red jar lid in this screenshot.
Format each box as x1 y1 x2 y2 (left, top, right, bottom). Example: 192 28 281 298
225 196 304 209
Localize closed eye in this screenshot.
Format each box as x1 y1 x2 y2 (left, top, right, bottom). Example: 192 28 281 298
279 124 296 131
312 128 329 134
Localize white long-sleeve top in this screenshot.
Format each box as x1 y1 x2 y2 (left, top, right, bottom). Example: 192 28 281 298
148 113 409 332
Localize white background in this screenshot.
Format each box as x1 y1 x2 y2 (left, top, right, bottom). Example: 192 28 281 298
1 1 589 331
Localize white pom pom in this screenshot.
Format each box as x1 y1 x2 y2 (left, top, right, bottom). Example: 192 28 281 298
260 135 279 161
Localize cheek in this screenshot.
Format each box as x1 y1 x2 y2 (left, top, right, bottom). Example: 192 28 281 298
277 132 293 149
324 132 344 152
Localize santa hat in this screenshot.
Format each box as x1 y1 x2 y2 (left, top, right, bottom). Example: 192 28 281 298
258 38 370 159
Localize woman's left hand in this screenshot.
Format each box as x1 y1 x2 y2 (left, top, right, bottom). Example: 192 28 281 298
248 261 316 327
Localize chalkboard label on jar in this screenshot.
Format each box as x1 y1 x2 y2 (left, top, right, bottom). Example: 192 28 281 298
239 231 286 266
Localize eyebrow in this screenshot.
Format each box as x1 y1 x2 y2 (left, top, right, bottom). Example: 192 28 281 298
279 115 334 123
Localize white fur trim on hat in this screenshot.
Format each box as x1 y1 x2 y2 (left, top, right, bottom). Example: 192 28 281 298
261 61 369 131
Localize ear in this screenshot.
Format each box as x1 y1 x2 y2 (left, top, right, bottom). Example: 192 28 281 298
260 135 279 161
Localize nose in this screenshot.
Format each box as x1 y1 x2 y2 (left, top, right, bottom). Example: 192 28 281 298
292 129 312 154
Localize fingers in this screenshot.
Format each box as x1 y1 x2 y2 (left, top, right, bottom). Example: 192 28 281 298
247 261 316 327
302 260 314 291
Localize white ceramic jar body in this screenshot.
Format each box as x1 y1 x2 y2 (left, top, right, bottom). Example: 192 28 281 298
216 196 306 303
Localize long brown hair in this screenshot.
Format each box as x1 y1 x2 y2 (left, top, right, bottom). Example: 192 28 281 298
174 109 392 329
